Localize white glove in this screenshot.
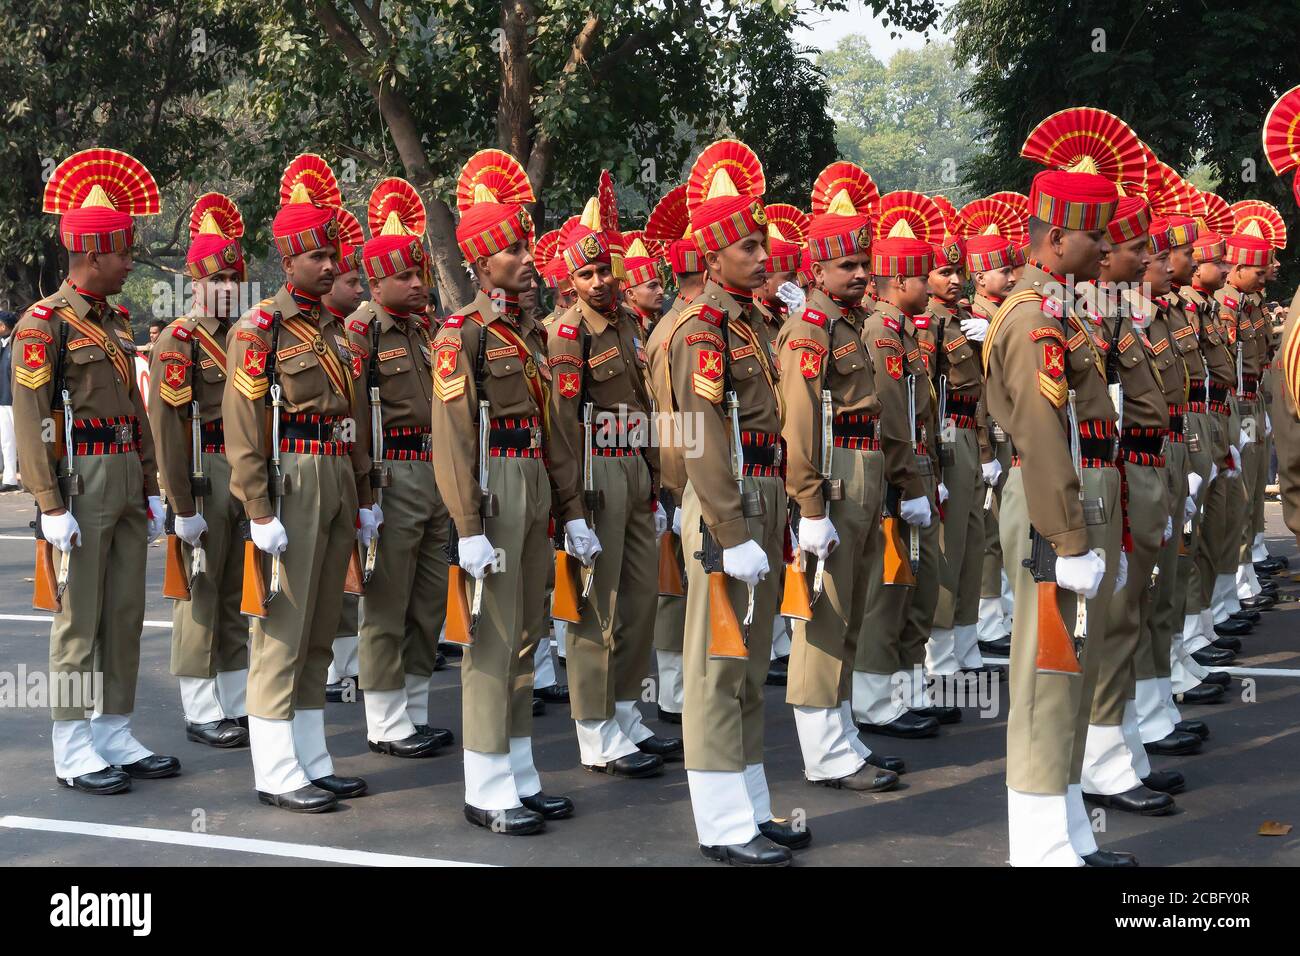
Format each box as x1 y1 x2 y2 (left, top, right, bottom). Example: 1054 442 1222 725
722 538 769 586
671 506 682 537
899 495 933 528
1184 496 1197 523
960 316 989 342
174 511 208 547
564 518 602 565
1238 426 1253 448
1266 412 1273 437
981 459 1003 486
776 281 806 315
250 516 288 556
357 505 381 548
653 500 668 537
797 515 839 561
1209 463 1219 484
1055 550 1106 599
1162 516 1174 544
146 496 166 543
1227 445 1242 478
458 533 496 579
41 510 81 552
1115 551 1128 591
937 482 950 504
1187 472 1203 501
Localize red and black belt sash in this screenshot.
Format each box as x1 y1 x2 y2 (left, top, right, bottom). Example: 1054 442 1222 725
945 393 980 429
280 412 353 456
382 425 432 461
740 430 784 478
1119 427 1166 466
1166 405 1187 441
201 418 225 454
1012 418 1116 469
832 413 879 449
72 415 139 455
488 415 544 459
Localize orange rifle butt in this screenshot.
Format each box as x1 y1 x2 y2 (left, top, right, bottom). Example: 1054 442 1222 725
33 539 60 612
343 546 364 596
779 551 813 621
240 540 269 619
444 565 474 646
551 549 583 624
706 571 748 660
1035 581 1081 675
881 516 917 587
163 534 192 601
658 532 685 597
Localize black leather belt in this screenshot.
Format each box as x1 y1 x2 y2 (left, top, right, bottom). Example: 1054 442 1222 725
282 418 349 443
383 428 433 454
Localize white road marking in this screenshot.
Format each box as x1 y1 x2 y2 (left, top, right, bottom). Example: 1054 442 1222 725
0 815 490 867
981 657 1300 678
0 613 172 628
0 534 34 540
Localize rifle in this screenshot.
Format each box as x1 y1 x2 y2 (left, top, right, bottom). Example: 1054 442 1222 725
881 484 917 587
363 316 391 583
468 322 497 637
694 519 747 659
240 311 283 619
551 517 583 623
1105 293 1126 430
779 498 813 621
656 486 685 597
810 386 843 604
162 504 191 601
34 314 79 611
1234 303 1245 399
905 373 921 571
1021 524 1080 675
577 328 602 605
443 522 474 646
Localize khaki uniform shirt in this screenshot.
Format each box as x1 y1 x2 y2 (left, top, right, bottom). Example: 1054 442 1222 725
147 310 231 514
344 301 435 456
859 302 925 500
12 280 158 513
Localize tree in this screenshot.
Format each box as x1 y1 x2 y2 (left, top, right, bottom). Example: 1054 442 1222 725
948 0 1300 277
0 1 257 310
820 37 984 201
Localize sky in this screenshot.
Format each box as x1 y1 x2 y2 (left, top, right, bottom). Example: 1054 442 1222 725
791 1 950 57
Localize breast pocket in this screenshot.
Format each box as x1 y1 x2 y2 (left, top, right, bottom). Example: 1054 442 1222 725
378 356 418 401
588 351 627 408
1067 339 1099 376
277 349 323 406
832 340 865 376
485 353 531 409
199 360 227 389
68 345 112 405
1118 344 1157 398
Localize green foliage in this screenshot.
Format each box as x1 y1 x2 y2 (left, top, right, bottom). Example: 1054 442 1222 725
820 38 984 201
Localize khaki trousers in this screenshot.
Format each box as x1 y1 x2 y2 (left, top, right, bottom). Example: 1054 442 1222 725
1182 412 1215 613
1142 442 1187 682
247 452 357 719
1002 464 1121 794
568 455 657 720
358 459 448 690
936 427 983 629
460 456 551 754
680 476 785 772
170 451 248 679
49 453 148 720
1091 461 1164 725
981 439 1013 598
653 535 686 655
787 447 884 708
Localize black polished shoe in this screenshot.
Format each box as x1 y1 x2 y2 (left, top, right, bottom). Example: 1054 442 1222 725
911 705 961 724
1176 683 1225 705
440 642 463 659
765 656 789 686
432 651 448 671
809 764 899 793
1144 730 1203 756
636 734 684 761
118 754 181 779
1213 618 1251 637
532 697 546 717
657 705 682 725
368 733 441 758
1228 610 1260 624
464 804 545 834
1142 770 1186 794
1200 671 1231 687
414 724 455 748
235 715 250 729
257 785 336 813
310 774 368 798
858 711 940 739
535 683 569 704
1083 785 1175 816
1240 594 1275 611
700 835 791 867
759 818 813 850
1191 647 1235 667
584 752 664 778
1255 557 1286 575
1258 579 1279 594
520 792 575 820
979 636 1012 657
58 767 131 795
1083 849 1139 867
866 751 906 774
186 718 249 748
325 677 358 703
1211 634 1243 652
1175 719 1209 740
